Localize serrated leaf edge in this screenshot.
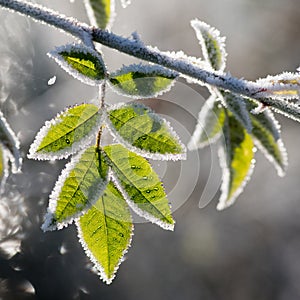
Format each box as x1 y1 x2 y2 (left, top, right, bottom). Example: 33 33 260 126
110 172 175 231
75 202 134 284
105 102 186 161
108 63 178 99
217 145 255 210
48 43 107 86
28 104 102 161
41 147 108 231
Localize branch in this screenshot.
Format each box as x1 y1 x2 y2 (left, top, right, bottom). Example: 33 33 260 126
0 0 279 101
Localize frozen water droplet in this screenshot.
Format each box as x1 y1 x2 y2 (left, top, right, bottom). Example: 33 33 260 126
66 139 70 144
141 136 147 140
143 176 148 180
146 190 151 193
119 233 124 237
131 165 136 169
48 76 56 86
154 187 159 191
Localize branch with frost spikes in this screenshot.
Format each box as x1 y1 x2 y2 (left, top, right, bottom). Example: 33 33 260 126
0 0 297 105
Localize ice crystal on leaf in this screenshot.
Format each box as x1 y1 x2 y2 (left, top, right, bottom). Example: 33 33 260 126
48 43 107 86
105 102 186 161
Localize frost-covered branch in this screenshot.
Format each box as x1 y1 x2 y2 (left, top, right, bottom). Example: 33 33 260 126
0 0 267 101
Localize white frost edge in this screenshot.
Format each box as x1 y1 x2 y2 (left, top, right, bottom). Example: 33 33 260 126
0 146 10 192
28 103 102 161
83 0 116 30
188 94 222 150
191 19 227 72
108 63 178 99
255 71 300 100
217 145 255 211
75 195 134 284
219 92 253 133
48 43 106 87
120 0 131 8
105 102 186 161
110 173 174 231
0 111 22 173
41 147 109 232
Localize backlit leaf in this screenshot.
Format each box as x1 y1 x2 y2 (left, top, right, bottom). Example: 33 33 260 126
28 104 101 160
48 43 106 86
188 95 225 149
246 99 287 176
191 19 227 71
42 146 108 231
218 114 255 210
106 102 186 160
103 144 174 230
77 182 133 284
84 0 115 29
109 64 178 98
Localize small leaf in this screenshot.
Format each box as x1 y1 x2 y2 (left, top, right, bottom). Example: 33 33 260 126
191 19 227 71
220 91 253 133
77 182 133 284
103 144 175 230
245 99 287 176
42 146 108 231
48 44 106 86
0 111 22 173
28 104 101 160
255 72 300 100
108 64 178 98
83 0 115 29
188 95 226 149
106 102 186 160
218 114 255 210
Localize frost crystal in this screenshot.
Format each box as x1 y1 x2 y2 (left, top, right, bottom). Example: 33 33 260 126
47 75 56 86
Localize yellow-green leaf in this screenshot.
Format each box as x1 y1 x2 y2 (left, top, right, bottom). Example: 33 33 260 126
77 182 133 284
218 114 255 210
103 144 174 230
106 102 186 160
42 146 108 231
28 104 101 160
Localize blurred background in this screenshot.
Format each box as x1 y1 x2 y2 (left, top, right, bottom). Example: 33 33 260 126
1 0 300 299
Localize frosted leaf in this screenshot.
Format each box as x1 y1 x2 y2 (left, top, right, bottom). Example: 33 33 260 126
42 146 109 231
108 64 178 98
48 43 107 86
191 19 227 72
188 95 225 150
103 144 175 230
217 114 255 210
245 99 287 176
0 111 22 173
255 72 300 100
28 104 102 160
120 0 131 8
47 75 56 86
105 102 186 161
83 0 115 30
220 91 253 133
76 182 133 284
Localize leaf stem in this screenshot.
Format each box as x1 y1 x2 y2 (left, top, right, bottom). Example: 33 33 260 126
0 0 268 102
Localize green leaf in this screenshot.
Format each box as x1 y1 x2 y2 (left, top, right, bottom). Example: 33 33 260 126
245 99 287 176
191 19 227 71
218 114 255 210
103 144 175 230
106 102 186 160
109 64 178 98
84 0 114 29
77 182 133 284
220 91 253 133
48 44 106 86
188 95 226 149
0 111 22 173
28 104 101 160
42 146 108 231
